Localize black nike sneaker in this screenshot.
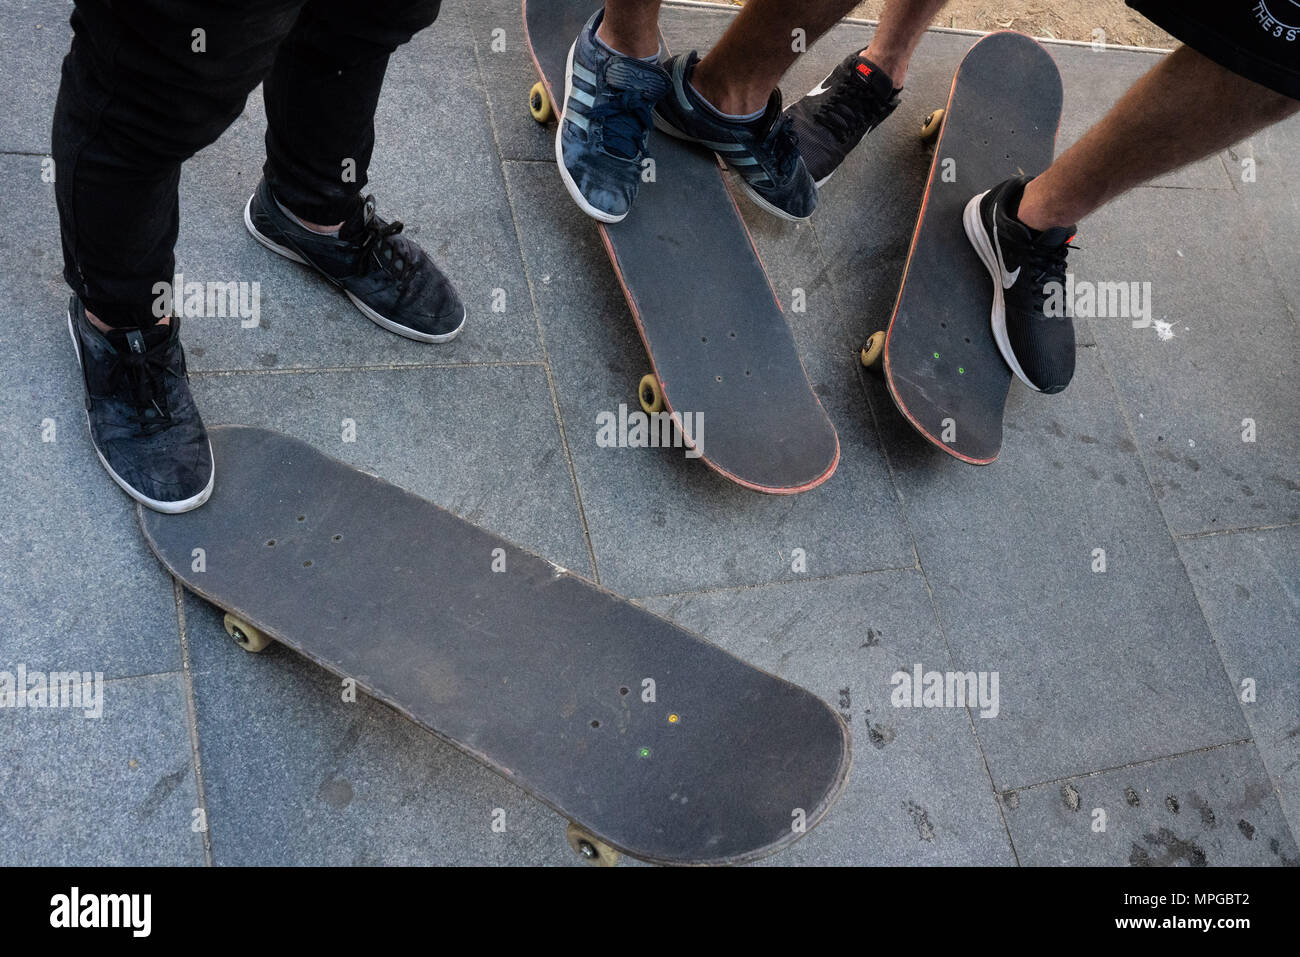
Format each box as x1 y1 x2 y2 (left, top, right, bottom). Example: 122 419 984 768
67 296 214 513
963 176 1078 394
244 178 465 343
786 53 900 188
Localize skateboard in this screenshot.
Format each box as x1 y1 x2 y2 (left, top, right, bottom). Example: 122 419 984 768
859 32 1063 464
523 0 840 494
139 426 851 866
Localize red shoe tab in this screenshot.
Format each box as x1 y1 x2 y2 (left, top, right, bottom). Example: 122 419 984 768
856 62 873 78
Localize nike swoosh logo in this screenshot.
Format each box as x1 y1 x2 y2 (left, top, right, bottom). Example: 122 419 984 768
993 205 1021 289
806 75 834 97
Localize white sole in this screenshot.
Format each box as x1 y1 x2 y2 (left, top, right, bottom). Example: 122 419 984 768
66 307 215 513
652 112 813 223
555 42 627 225
962 192 1041 393
243 194 466 344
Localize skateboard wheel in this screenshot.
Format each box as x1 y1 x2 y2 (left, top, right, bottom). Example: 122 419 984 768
223 613 272 654
859 331 885 369
565 822 620 867
637 373 665 415
529 82 553 124
920 109 944 142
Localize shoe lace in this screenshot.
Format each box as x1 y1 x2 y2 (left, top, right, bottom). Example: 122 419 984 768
108 345 179 436
764 113 802 180
354 197 414 283
1024 238 1079 300
816 85 895 145
588 87 657 159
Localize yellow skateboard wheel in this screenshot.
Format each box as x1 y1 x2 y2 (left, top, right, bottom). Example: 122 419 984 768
529 82 553 124
223 613 273 653
638 373 664 415
920 108 944 142
859 331 885 369
566 822 620 866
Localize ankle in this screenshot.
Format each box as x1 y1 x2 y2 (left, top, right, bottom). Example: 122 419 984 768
690 59 768 118
861 45 906 88
596 21 659 60
1016 178 1073 232
86 308 170 334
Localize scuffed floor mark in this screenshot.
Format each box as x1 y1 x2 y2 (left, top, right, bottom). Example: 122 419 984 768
319 777 355 809
134 764 189 822
1187 791 1217 828
865 715 895 750
1165 795 1180 814
1062 784 1081 812
1129 828 1207 867
905 801 936 842
1002 790 1019 810
1238 820 1255 840
1124 787 1141 808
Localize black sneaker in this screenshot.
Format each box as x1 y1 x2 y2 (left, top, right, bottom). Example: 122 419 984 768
67 296 214 513
963 176 1078 394
244 178 465 343
786 53 900 188
653 51 816 221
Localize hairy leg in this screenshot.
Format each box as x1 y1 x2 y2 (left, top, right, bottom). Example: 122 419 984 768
1019 44 1300 230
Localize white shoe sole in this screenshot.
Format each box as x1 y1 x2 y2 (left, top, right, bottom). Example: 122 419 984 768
66 307 215 514
243 195 466 344
555 42 628 225
962 192 1041 393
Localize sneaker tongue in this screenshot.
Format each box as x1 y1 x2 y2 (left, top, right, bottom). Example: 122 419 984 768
605 57 668 98
1035 225 1076 247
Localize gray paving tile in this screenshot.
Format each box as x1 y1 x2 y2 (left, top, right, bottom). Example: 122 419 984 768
867 346 1248 788
1004 743 1297 865
1231 115 1300 330
0 672 206 865
1083 187 1300 534
187 365 593 577
0 0 67 153
1180 526 1300 840
643 572 1016 865
503 159 914 598
186 594 580 865
0 156 182 680
175 25 540 373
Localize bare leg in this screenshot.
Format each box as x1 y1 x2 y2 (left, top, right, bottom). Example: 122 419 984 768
1019 45 1300 231
597 0 663 59
691 0 863 115
860 0 949 87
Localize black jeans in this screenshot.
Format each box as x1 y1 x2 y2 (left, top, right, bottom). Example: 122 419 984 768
52 0 443 328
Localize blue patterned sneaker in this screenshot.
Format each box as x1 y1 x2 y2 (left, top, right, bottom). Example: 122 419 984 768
654 51 816 221
556 9 670 223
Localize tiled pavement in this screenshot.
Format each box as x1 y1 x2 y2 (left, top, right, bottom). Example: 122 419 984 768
1 0 1296 866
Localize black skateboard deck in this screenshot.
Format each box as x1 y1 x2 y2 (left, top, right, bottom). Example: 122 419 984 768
523 0 839 493
139 426 851 865
862 32 1062 464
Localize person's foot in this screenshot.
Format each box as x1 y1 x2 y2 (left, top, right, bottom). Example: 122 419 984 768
556 9 670 223
786 53 900 188
67 296 214 513
244 178 465 343
654 52 816 222
963 176 1078 394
